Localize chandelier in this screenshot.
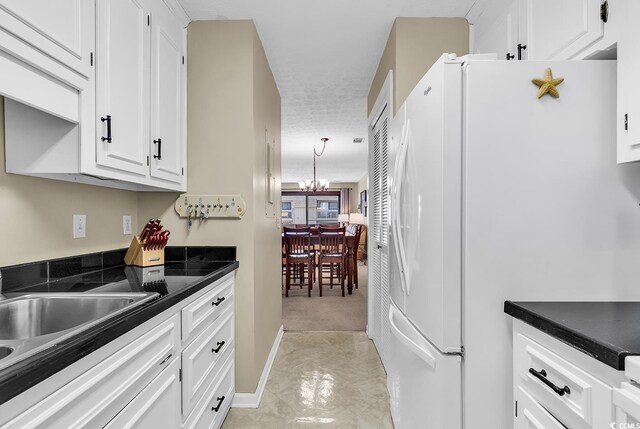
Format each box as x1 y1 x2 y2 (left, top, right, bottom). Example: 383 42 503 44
298 137 330 192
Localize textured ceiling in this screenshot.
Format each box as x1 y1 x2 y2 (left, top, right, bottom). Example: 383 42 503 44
179 0 486 183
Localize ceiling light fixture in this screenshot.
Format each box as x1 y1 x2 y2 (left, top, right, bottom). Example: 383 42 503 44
298 138 330 192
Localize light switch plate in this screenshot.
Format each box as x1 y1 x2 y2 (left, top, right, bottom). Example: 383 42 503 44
73 214 86 239
122 215 132 235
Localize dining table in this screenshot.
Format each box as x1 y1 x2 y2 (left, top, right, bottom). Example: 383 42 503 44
282 226 358 295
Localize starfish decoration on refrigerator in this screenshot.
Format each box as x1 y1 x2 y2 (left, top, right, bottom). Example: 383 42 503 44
532 68 564 99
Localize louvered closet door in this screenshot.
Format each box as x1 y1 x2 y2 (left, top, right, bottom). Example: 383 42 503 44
369 103 391 368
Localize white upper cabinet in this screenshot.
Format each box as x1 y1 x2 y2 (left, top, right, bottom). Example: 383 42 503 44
474 0 613 62
617 0 640 163
0 0 93 123
519 0 605 60
474 1 519 60
149 0 186 185
3 0 188 191
0 0 93 78
94 0 186 188
96 0 150 177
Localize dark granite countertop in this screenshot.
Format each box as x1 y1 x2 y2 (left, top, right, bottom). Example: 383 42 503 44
0 247 238 405
505 301 640 371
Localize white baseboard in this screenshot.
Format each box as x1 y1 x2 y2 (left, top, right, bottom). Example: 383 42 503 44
231 325 284 408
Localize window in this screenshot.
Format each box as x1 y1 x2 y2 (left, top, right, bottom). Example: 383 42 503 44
281 191 340 225
281 201 292 222
315 200 339 219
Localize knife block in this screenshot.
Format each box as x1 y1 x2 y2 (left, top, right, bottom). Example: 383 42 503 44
124 235 165 267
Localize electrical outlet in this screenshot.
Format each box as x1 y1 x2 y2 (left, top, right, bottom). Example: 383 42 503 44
122 215 132 235
73 214 86 239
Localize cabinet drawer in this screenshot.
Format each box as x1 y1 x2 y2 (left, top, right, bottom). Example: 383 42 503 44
182 310 234 418
515 386 566 428
182 274 234 343
104 358 181 429
514 332 611 428
183 354 234 429
1 314 180 429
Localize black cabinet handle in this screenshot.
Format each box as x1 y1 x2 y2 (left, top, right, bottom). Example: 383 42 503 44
153 138 162 160
506 53 515 60
158 353 172 366
211 396 225 412
517 43 527 60
212 341 225 354
212 296 226 306
529 368 571 396
101 115 112 143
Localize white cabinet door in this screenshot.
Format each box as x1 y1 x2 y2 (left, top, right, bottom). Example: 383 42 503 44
1 314 180 429
474 1 519 60
104 358 181 429
149 0 185 185
520 0 604 60
0 0 93 78
614 383 640 425
617 0 640 163
95 0 150 177
515 386 566 428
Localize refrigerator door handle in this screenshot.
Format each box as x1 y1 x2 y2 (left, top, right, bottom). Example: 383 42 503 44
391 120 411 295
391 133 405 294
389 304 436 369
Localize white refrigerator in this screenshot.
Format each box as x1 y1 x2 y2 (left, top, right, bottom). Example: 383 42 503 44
385 54 640 428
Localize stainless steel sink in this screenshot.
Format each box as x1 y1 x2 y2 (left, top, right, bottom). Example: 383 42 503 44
0 346 12 359
0 295 145 340
0 293 157 370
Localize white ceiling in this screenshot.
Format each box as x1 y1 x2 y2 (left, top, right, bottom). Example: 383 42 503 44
179 0 498 183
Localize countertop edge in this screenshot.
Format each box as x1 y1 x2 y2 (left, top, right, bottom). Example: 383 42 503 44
504 301 628 371
0 261 239 406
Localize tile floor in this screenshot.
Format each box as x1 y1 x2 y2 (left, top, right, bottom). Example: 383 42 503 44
221 331 393 428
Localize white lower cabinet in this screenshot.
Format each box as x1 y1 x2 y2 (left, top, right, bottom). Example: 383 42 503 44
515 386 565 429
0 314 180 429
512 320 626 429
182 310 234 417
183 355 234 429
105 358 182 429
613 382 640 424
0 273 236 429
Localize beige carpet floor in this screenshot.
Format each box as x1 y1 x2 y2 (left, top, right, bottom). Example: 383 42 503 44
282 263 368 331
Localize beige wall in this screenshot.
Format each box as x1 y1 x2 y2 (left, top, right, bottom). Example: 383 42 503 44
251 26 283 382
137 20 281 393
368 22 396 116
368 18 469 115
0 97 139 267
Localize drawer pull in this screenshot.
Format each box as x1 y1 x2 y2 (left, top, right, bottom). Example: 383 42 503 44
159 353 173 366
212 341 226 354
211 396 225 412
212 297 226 306
529 368 571 396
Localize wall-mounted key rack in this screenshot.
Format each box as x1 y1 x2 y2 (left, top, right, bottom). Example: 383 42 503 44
174 194 247 221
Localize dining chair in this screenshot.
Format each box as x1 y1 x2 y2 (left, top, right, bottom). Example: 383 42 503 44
283 226 314 297
317 225 347 297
